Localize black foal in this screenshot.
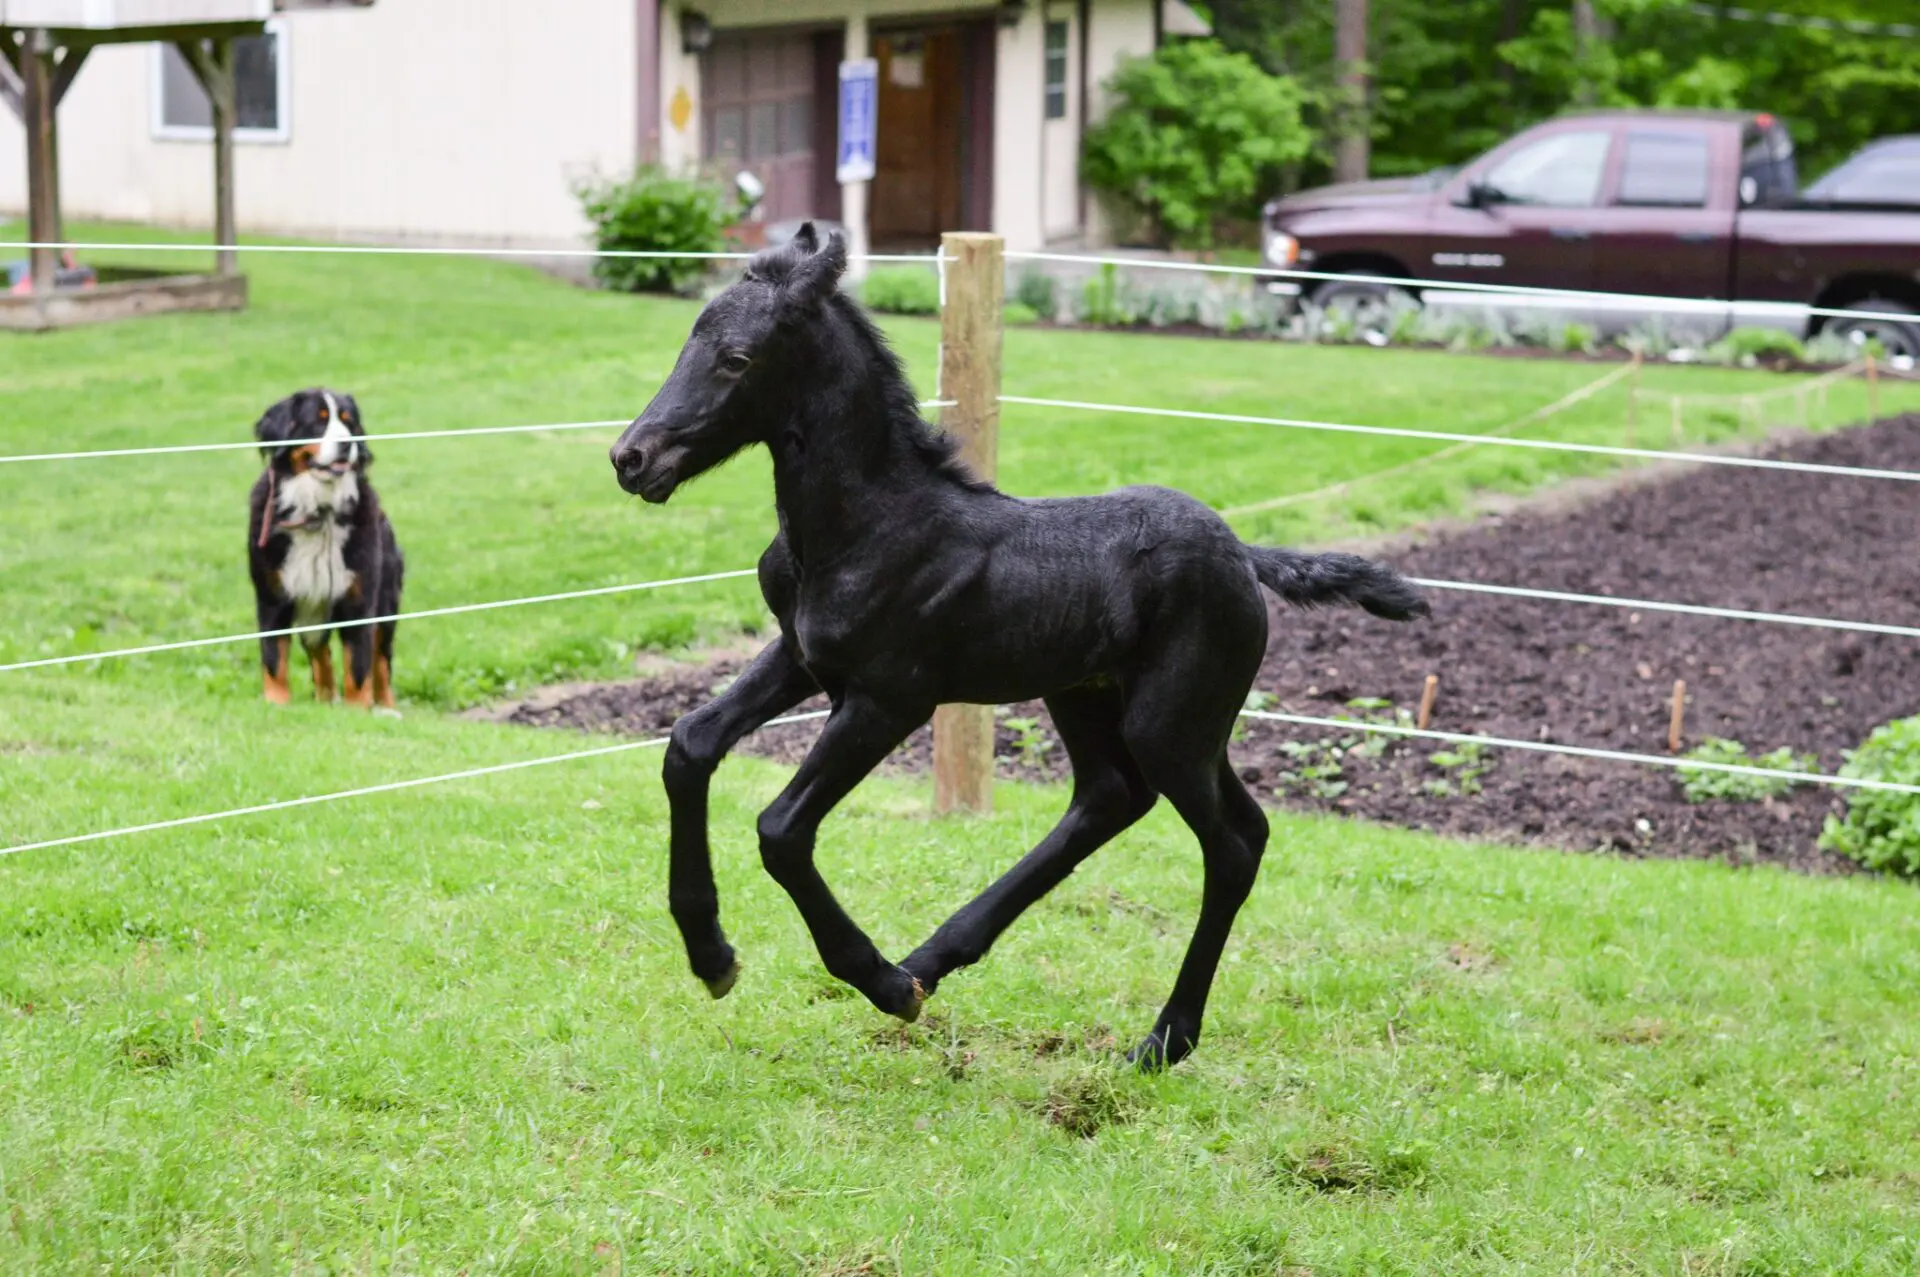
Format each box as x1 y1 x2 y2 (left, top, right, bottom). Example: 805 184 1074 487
611 225 1427 1068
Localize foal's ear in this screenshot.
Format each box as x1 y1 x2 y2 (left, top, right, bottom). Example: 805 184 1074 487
786 226 848 303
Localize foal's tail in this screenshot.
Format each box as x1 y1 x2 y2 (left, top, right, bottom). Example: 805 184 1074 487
1244 545 1431 621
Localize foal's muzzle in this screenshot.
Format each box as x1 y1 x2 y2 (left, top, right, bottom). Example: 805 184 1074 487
610 435 687 504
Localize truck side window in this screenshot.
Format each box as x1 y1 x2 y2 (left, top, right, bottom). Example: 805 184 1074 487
1482 131 1612 207
1617 133 1710 207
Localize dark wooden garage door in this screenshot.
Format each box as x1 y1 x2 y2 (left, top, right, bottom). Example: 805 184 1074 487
703 30 832 226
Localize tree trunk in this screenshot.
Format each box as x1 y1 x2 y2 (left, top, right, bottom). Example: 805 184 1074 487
1333 0 1369 183
1572 0 1602 106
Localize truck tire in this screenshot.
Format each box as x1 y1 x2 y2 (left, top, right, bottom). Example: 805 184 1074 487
1309 275 1417 347
1824 299 1920 362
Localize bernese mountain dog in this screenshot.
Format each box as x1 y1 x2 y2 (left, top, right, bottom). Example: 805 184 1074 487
247 389 404 709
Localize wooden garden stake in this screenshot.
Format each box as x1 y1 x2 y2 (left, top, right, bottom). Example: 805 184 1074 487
1416 674 1440 731
932 231 1004 814
1867 351 1881 418
1667 679 1687 753
1625 349 1642 446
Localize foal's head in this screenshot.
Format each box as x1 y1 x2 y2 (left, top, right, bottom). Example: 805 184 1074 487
611 223 857 503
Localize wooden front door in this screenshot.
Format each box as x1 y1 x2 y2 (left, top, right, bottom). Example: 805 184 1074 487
871 29 964 244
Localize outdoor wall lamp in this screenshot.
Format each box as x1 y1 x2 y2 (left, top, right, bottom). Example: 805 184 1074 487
997 0 1028 28
681 10 713 55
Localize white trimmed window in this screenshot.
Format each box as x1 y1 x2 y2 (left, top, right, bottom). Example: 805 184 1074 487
152 20 290 144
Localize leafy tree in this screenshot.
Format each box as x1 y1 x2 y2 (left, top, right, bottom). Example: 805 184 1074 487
1205 0 1920 191
1082 40 1311 250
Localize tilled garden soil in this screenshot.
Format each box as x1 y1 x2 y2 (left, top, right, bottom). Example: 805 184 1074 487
488 414 1920 872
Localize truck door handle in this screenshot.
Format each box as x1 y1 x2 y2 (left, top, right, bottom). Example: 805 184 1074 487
1551 227 1591 241
1677 230 1716 243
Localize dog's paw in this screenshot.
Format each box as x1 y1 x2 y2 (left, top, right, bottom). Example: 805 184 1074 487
372 706 404 720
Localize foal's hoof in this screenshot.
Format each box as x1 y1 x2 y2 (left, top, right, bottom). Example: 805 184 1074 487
703 960 743 1000
895 977 928 1023
875 970 928 1023
1126 1023 1197 1072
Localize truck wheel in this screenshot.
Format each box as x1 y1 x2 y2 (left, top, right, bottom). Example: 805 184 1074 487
1310 276 1417 347
1825 299 1920 362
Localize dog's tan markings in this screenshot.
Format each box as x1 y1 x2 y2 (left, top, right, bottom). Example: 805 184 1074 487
262 637 292 704
372 654 395 709
341 665 374 709
310 645 336 702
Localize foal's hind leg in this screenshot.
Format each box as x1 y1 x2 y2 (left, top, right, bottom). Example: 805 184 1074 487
900 684 1157 997
1118 655 1271 1069
662 638 819 997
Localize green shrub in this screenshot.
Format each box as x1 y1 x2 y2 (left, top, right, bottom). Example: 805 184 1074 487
1677 737 1815 803
1002 302 1041 327
1014 268 1059 320
576 167 731 294
1705 326 1806 366
1820 716 1920 874
1082 40 1311 250
859 265 940 315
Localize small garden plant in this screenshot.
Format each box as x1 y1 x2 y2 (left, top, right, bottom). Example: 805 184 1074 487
1677 737 1816 803
1820 715 1920 874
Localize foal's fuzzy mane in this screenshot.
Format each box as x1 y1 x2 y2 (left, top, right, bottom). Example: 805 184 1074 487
747 236 990 492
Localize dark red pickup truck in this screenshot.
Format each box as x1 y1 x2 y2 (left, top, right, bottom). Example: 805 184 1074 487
1260 110 1920 355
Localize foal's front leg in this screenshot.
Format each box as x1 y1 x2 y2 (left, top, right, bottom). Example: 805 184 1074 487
757 693 931 1020
663 638 820 997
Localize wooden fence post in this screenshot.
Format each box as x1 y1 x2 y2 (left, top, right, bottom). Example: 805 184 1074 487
932 231 1004 815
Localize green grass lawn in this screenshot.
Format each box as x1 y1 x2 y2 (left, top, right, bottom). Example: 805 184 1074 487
6 225 1920 1272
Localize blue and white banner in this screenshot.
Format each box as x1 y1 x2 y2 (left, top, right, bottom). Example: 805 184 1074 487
836 58 878 184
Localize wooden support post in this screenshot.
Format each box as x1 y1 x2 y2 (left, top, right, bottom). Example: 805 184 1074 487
1668 679 1687 754
21 30 58 293
46 41 91 247
1867 352 1881 419
1416 674 1439 731
932 231 1004 814
179 38 239 276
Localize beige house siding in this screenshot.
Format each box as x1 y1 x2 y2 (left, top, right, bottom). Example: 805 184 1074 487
0 0 640 245
2 0 1162 249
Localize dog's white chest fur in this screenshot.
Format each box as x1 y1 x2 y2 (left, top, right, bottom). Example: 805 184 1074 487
275 470 360 623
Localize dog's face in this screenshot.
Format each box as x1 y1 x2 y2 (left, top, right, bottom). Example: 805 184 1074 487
256 389 370 483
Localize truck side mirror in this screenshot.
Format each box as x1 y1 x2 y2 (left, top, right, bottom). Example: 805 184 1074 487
1462 179 1501 210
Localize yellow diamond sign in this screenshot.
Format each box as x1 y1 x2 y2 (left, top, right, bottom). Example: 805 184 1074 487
669 87 693 133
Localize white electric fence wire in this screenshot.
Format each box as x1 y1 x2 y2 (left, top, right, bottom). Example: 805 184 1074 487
1240 710 1920 796
11 703 1913 861
1221 362 1635 518
1 402 953 465
1002 250 1912 327
14 565 1915 680
999 394 1920 483
11 240 941 264
1411 578 1920 641
23 238 1905 325
0 569 762 674
0 711 830 860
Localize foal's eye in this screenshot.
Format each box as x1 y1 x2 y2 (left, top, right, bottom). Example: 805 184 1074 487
721 352 752 376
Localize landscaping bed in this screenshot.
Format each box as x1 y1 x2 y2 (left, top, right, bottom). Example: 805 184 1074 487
492 413 1920 873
